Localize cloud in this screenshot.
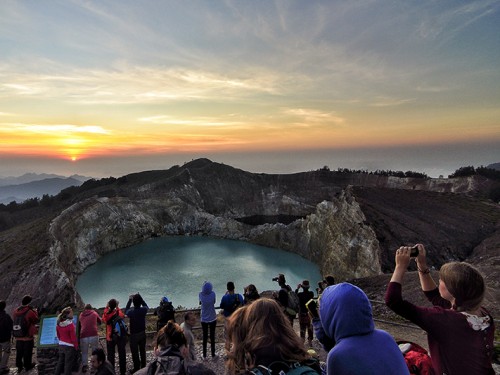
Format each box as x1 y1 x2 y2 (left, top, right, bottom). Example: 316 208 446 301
0 62 285 105
0 123 111 135
138 115 244 127
282 108 345 125
369 97 416 107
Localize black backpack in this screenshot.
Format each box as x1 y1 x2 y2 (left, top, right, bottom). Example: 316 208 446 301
12 309 30 338
231 294 242 311
158 301 175 323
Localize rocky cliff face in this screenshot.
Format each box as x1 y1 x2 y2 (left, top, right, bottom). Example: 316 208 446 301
1 159 498 311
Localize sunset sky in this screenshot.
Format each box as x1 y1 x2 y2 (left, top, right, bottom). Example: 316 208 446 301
1 1 499 178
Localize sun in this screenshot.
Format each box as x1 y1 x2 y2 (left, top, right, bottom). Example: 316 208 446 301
71 156 77 161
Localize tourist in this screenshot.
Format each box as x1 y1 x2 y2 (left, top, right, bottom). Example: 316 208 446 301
295 280 314 345
243 284 260 305
199 281 217 359
135 321 188 375
55 307 79 375
220 281 243 353
323 275 335 287
102 299 127 375
154 296 175 331
12 295 39 373
79 303 102 373
0 300 13 375
225 298 321 374
91 348 115 375
125 293 149 373
180 312 197 361
385 244 496 374
274 273 295 325
320 283 409 374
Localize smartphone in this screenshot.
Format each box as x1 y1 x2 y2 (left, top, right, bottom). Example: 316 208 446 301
305 299 319 318
410 245 419 257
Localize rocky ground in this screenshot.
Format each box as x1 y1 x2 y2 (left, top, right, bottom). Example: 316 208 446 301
6 309 499 375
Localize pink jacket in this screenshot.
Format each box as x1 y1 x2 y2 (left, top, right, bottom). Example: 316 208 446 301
79 309 101 338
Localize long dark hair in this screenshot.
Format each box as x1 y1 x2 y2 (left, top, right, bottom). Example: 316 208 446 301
226 298 310 374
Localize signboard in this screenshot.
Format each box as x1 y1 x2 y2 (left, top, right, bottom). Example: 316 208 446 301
37 315 78 347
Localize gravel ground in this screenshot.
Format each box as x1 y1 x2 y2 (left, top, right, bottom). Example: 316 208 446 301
6 319 498 375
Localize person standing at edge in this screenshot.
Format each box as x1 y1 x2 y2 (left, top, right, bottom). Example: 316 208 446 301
125 293 149 373
79 304 102 373
12 295 39 373
102 299 127 375
220 281 243 353
275 273 294 326
0 301 13 375
295 280 315 346
199 281 217 359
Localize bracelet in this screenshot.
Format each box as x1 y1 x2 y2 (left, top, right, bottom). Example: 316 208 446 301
417 266 430 274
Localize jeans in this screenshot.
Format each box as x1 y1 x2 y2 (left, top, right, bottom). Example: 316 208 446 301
106 337 127 375
0 341 11 372
201 320 216 358
129 331 146 372
80 336 99 368
54 345 76 375
15 339 34 371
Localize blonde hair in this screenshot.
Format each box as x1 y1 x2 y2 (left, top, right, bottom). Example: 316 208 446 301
439 262 485 311
57 306 73 324
225 298 310 374
156 320 186 350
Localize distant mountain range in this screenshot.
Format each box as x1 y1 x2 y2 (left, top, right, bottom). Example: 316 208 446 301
0 173 91 204
488 162 500 171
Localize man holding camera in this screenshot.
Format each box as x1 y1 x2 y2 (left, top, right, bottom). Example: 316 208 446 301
295 280 315 346
273 274 295 325
125 293 149 374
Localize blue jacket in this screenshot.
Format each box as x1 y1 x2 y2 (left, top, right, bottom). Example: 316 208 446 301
125 299 149 334
220 292 243 317
320 283 409 375
199 281 217 323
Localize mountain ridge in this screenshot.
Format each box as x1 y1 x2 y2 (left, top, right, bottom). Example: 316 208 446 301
0 158 498 315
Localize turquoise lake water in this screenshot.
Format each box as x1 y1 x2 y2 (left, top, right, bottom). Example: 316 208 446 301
75 236 322 309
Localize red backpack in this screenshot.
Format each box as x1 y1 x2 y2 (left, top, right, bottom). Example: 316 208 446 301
398 341 434 375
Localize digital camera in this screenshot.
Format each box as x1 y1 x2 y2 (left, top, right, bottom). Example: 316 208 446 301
410 245 419 257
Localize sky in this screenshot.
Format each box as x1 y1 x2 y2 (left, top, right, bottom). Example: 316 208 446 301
0 0 499 179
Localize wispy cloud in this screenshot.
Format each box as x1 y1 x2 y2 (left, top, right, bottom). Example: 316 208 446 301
369 97 416 107
282 108 345 125
0 123 111 135
0 63 285 105
138 115 244 127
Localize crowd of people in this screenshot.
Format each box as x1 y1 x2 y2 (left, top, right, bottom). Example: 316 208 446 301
0 243 496 374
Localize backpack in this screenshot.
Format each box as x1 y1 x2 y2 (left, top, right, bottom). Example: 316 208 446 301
231 294 242 311
110 314 129 341
250 361 319 375
147 347 216 375
285 290 300 317
398 341 434 375
158 301 175 323
12 309 30 338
